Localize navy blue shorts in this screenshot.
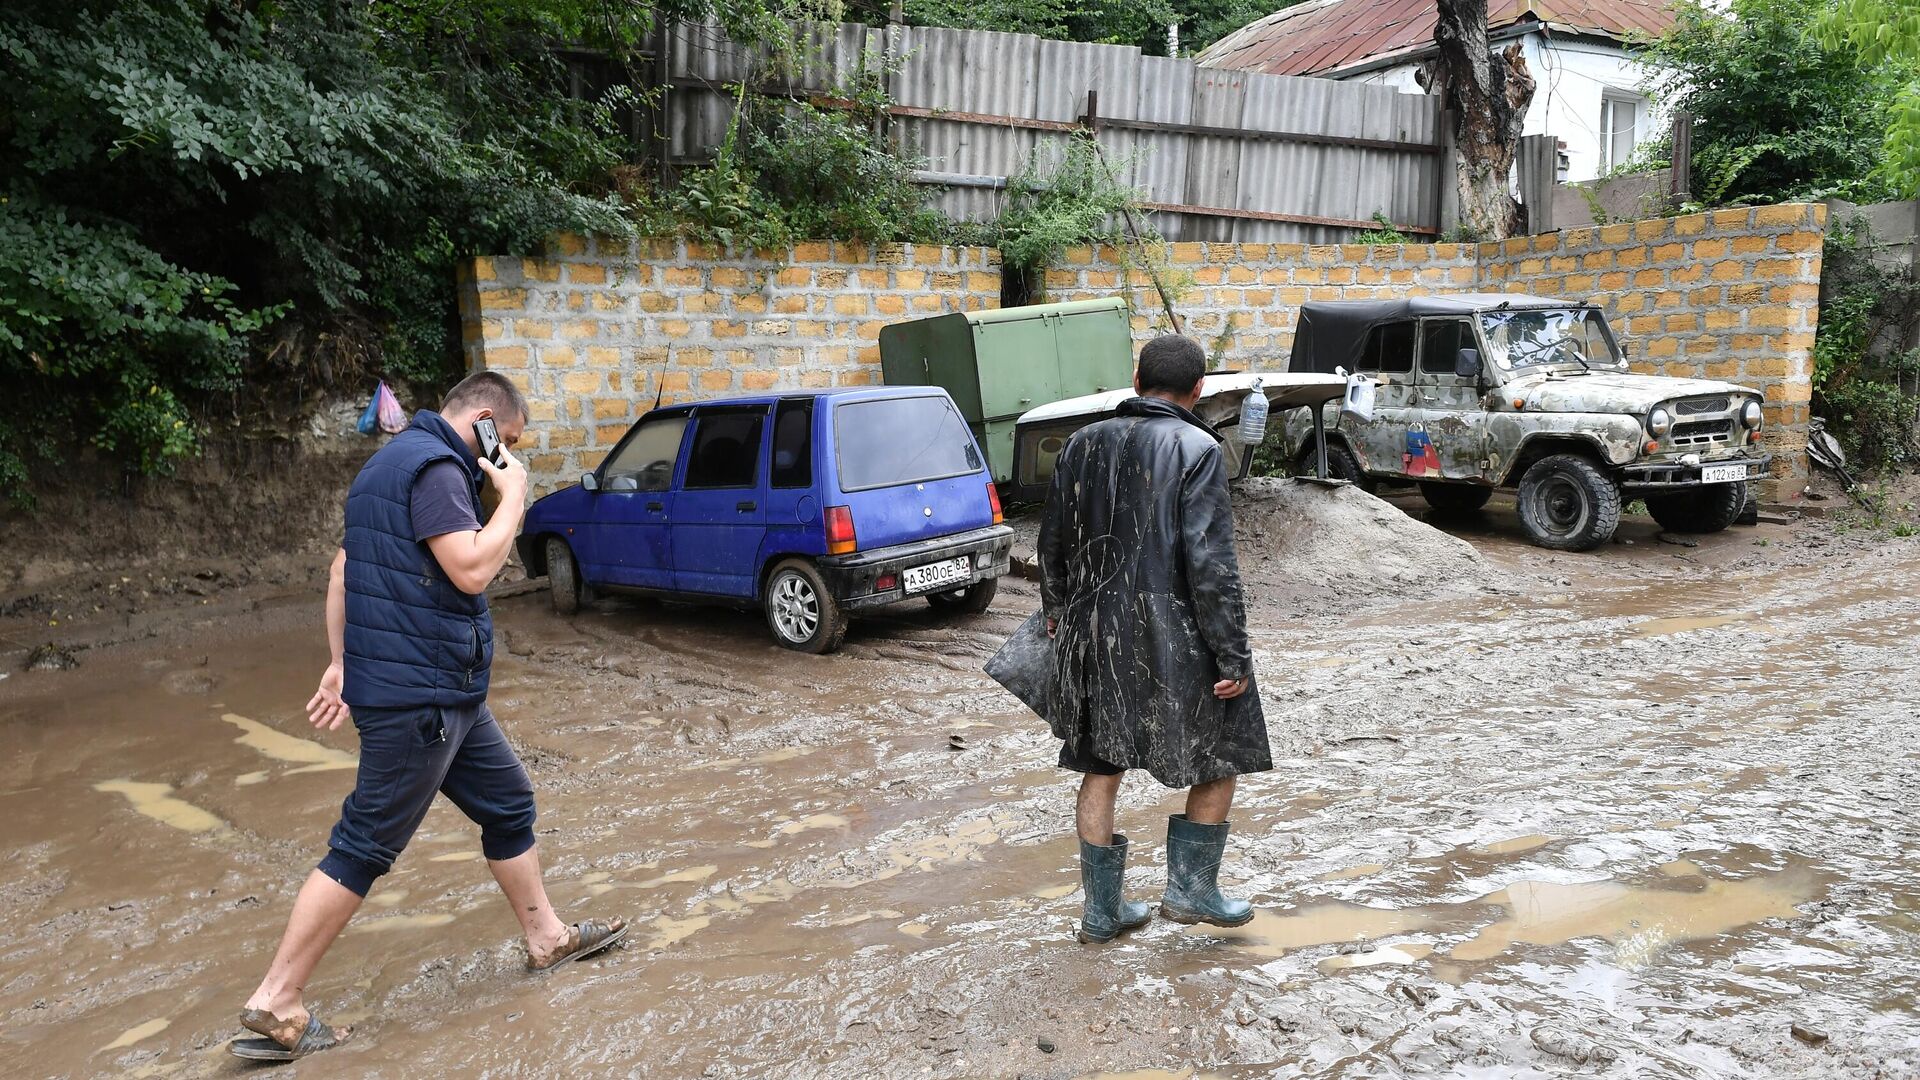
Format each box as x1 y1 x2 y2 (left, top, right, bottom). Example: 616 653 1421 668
317 701 536 897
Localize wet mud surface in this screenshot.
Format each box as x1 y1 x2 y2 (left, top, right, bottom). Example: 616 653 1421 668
2 485 1917 1078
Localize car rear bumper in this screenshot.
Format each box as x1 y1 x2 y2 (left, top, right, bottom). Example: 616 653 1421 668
1619 453 1772 491
817 525 1015 610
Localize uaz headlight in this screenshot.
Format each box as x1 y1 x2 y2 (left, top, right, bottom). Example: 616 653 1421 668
1741 399 1763 429
1647 407 1673 437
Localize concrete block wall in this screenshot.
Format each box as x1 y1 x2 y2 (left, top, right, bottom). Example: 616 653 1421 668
463 204 1825 499
457 236 999 494
1040 241 1481 370
1478 203 1826 491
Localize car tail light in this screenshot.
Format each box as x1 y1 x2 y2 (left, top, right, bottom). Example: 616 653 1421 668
986 483 1003 525
826 505 857 554
875 573 898 592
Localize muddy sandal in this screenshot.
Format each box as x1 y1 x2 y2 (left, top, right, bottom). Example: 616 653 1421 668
527 916 629 973
230 1010 351 1061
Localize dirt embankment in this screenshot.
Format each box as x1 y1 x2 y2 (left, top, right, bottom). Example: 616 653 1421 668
0 401 378 660
1011 476 1531 614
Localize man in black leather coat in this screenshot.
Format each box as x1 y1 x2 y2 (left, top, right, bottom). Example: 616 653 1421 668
1038 334 1270 942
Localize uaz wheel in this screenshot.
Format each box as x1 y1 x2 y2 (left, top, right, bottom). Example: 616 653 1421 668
1516 454 1621 551
1294 440 1373 492
545 536 585 615
1646 480 1746 534
927 576 997 614
1419 482 1493 512
764 558 848 654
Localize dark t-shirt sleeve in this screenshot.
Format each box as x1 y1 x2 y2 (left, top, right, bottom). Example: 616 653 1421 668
410 460 482 542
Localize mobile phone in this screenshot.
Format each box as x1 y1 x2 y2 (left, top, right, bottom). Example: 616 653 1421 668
474 416 506 467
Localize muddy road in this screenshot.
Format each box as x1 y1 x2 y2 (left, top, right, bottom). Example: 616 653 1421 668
2 484 1916 1079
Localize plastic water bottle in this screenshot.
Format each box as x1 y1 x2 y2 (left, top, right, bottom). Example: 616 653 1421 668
1238 377 1269 444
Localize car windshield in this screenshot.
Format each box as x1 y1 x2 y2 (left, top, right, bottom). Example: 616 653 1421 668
835 395 982 491
1478 308 1621 371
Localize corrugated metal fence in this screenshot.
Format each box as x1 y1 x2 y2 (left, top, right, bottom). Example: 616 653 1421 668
659 19 1448 243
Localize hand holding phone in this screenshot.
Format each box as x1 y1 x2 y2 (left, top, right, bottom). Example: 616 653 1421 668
474 416 507 468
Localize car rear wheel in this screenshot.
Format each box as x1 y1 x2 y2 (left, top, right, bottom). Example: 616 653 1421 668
765 558 848 654
1645 480 1746 534
1294 440 1373 492
1517 454 1621 551
927 576 997 614
545 536 586 616
1419 482 1493 512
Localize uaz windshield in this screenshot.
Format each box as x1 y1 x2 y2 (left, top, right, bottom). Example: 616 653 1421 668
1479 308 1621 371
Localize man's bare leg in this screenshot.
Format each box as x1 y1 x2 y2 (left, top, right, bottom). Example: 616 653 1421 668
1076 771 1125 845
1186 775 1236 825
242 871 360 1042
486 844 574 964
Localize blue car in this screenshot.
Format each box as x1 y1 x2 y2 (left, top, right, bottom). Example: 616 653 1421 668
518 387 1014 653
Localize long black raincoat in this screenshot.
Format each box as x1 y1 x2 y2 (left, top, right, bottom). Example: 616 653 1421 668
987 396 1270 788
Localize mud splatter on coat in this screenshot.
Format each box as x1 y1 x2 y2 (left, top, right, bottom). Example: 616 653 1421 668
988 396 1270 788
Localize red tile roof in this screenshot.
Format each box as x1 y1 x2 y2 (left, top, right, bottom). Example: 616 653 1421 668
1197 0 1676 77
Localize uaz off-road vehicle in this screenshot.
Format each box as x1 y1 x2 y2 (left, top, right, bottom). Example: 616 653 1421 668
1277 294 1770 551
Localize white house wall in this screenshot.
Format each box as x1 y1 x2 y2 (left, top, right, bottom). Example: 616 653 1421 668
1344 34 1666 184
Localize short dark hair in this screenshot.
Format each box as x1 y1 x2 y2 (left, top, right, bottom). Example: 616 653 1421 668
1136 335 1206 395
441 370 529 422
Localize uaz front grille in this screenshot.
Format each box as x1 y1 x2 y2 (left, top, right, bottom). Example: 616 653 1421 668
1675 396 1729 415
1671 419 1732 446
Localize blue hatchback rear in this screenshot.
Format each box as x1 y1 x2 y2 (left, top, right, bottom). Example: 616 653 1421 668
518 387 1014 652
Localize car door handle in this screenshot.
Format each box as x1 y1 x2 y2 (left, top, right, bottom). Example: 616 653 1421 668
736 500 757 512
647 501 663 511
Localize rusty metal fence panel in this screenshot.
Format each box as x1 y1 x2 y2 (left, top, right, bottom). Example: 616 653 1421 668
658 18 1447 239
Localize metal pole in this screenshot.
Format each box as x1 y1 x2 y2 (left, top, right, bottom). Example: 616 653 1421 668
1083 90 1184 334
1312 405 1329 480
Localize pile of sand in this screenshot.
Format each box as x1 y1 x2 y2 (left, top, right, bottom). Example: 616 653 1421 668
1008 476 1521 613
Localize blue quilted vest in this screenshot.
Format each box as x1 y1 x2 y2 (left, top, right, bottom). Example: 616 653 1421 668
341 410 493 709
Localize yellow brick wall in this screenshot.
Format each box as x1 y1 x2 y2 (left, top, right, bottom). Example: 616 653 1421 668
465 205 1825 499
460 238 999 494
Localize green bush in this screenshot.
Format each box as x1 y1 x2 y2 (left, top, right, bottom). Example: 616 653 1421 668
0 0 662 503
1813 217 1920 472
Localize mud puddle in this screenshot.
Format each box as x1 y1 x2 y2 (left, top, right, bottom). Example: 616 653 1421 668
2 513 1918 1077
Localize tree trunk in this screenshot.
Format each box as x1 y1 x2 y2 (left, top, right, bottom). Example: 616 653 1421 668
1429 0 1537 240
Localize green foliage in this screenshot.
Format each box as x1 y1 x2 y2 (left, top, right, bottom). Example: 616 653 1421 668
1813 216 1920 472
657 71 949 252
1820 0 1920 195
1645 0 1906 204
1352 213 1410 244
996 136 1141 273
885 0 1290 56
0 0 788 500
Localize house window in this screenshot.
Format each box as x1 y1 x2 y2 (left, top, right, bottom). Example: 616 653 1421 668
1599 93 1645 172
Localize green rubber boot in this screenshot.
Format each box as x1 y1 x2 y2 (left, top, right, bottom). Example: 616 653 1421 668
1159 814 1254 927
1076 834 1152 943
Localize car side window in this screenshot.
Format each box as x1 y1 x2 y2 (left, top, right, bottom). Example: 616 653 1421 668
770 399 813 489
1419 319 1472 374
1367 321 1416 375
601 415 688 492
684 408 767 490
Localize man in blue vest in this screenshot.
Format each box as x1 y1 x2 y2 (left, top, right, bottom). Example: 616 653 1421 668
232 372 625 1061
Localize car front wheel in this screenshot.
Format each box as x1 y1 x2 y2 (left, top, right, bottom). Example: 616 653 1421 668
927 576 997 614
1645 480 1746 534
765 559 849 654
545 536 586 616
1516 454 1621 551
1294 440 1373 492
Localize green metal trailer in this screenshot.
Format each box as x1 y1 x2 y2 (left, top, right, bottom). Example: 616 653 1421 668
877 297 1136 484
